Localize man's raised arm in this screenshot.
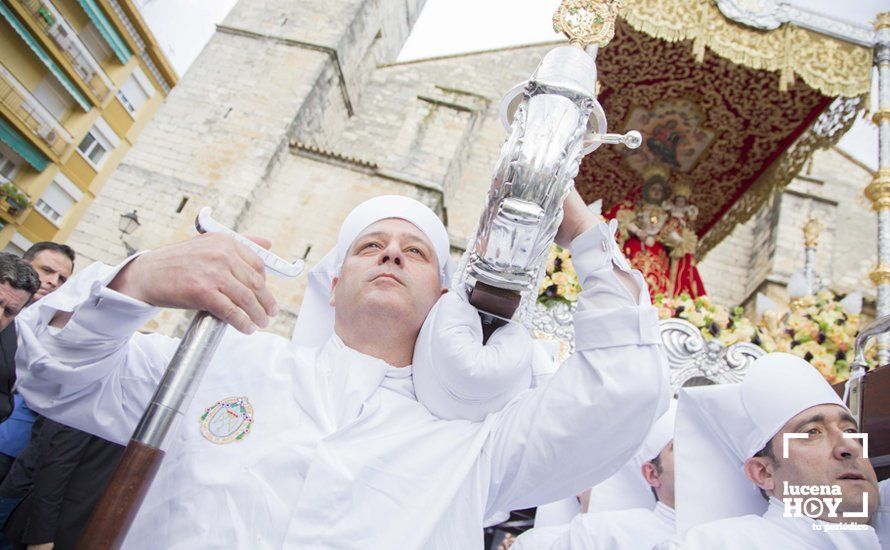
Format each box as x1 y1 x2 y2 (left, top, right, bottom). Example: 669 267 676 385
484 192 670 516
15 258 175 444
15 233 278 444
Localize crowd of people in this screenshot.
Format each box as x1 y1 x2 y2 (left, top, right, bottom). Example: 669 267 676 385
0 242 127 550
0 189 883 549
513 355 888 549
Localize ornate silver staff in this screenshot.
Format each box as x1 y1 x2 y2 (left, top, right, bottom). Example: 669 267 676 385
77 209 304 550
454 0 641 331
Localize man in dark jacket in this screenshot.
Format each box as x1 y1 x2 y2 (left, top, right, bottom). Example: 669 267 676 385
1 420 123 550
0 243 74 550
0 242 75 480
0 252 41 426
0 252 41 550
0 243 125 550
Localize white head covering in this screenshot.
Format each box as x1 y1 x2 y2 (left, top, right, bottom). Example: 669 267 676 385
586 399 678 514
674 353 847 533
641 398 678 463
292 195 455 348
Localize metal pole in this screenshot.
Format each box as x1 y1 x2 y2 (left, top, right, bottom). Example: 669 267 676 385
802 216 820 294
866 13 890 366
132 312 226 447
77 311 226 550
77 207 302 549
77 312 227 550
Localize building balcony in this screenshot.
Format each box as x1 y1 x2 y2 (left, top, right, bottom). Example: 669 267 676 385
0 198 27 222
0 181 31 221
19 0 113 102
0 64 74 159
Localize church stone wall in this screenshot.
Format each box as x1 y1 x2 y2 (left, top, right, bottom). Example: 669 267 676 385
67 29 330 262
807 148 876 297
65 0 431 336
290 42 555 243
696 217 755 308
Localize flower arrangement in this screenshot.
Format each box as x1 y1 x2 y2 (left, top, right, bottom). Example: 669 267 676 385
535 244 864 383
654 290 862 384
654 293 763 348
537 244 582 306
758 290 859 384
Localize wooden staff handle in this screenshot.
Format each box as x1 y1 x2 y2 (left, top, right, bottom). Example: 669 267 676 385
76 441 165 549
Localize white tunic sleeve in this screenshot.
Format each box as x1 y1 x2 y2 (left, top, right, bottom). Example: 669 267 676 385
549 512 598 549
483 221 670 516
15 259 177 444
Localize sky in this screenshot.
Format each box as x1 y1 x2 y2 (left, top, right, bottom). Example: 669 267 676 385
135 0 234 76
137 0 885 169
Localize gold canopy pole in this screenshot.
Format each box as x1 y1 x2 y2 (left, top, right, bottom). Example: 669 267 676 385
802 216 821 294
866 13 890 365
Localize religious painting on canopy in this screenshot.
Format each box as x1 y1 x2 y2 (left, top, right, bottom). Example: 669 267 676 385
622 98 715 175
530 0 870 376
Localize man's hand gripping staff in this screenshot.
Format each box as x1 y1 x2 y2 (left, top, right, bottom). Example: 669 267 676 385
76 209 303 550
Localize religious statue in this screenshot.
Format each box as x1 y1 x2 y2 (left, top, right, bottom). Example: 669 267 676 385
608 166 672 295
607 165 706 298
662 181 707 297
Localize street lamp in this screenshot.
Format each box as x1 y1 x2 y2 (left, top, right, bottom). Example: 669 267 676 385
118 210 140 235
118 210 140 256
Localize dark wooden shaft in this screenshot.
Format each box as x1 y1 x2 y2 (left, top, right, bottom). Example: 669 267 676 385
469 281 522 343
76 440 165 550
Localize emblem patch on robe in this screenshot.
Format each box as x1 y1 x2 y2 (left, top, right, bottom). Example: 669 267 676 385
199 396 254 444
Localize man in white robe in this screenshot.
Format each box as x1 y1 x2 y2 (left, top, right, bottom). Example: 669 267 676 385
14 192 669 549
659 353 882 550
542 400 677 549
516 420 662 548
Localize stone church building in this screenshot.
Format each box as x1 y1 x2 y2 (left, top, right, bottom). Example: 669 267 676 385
65 0 878 336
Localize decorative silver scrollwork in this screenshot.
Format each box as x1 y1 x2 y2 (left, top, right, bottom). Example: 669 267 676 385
524 306 766 391
523 300 577 362
715 0 873 46
657 318 766 393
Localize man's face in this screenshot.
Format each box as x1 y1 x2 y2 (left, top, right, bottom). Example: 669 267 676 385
748 404 878 523
0 281 31 332
642 441 676 509
331 218 443 339
27 250 72 300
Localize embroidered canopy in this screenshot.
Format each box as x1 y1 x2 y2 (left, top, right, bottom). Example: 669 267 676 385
573 0 871 257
